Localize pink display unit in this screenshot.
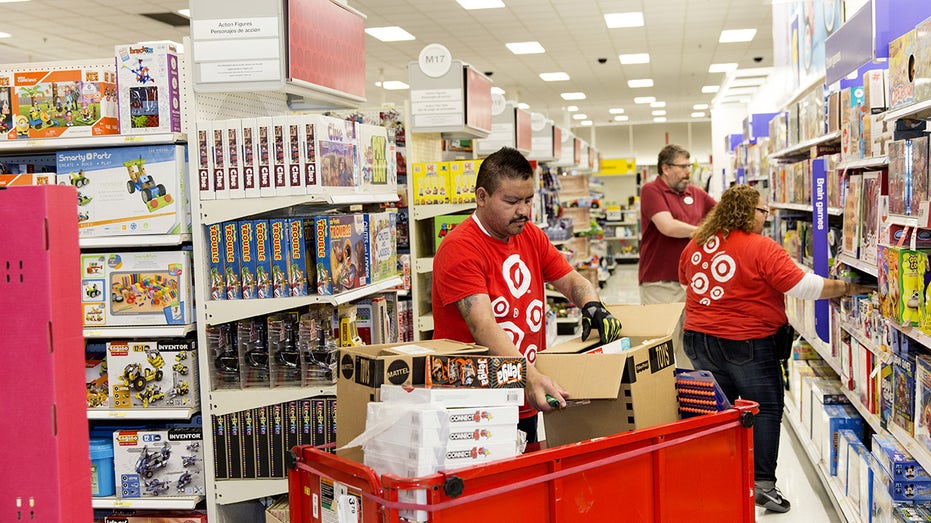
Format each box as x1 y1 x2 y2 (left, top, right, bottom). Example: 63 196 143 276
0 185 91 522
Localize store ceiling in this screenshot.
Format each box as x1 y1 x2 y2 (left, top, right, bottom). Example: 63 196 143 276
0 0 774 127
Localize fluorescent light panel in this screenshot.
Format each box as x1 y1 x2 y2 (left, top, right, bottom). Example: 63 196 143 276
518 102 529 109
693 103 709 110
0 31 10 38
634 96 655 104
614 115 629 121
506 41 545 54
728 77 767 87
701 85 720 93
605 11 644 28
539 72 570 82
650 101 666 108
651 110 666 116
561 92 586 100
491 87 506 95
719 29 757 43
608 108 625 114
691 112 707 117
379 81 409 90
724 87 758 96
456 0 505 9
619 53 650 64
567 105 579 111
653 117 667 123
709 63 739 73
581 121 593 126
177 8 190 17
365 26 415 42
572 113 588 120
627 78 653 88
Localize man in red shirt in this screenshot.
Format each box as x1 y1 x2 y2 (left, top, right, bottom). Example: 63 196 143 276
639 144 715 366
433 147 622 446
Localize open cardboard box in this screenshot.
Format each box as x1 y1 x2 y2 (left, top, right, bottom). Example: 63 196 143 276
335 339 487 459
536 303 684 448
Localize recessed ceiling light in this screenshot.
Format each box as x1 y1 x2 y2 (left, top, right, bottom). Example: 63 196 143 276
561 92 586 100
609 108 625 114
581 121 593 126
634 96 655 104
653 117 668 123
627 78 653 88
0 31 10 38
614 115 629 121
709 63 739 73
572 113 588 120
539 72 570 82
0 0 30 3
456 0 505 9
176 8 190 17
518 102 530 109
365 26 415 42
650 101 666 108
506 41 545 55
652 110 666 116
619 53 650 64
567 105 579 112
693 103 709 110
377 81 409 90
719 29 757 43
491 87 506 95
691 112 707 118
725 87 758 96
729 77 767 87
604 12 644 28
701 85 720 93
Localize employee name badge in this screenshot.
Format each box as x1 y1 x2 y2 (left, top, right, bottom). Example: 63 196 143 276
683 196 694 205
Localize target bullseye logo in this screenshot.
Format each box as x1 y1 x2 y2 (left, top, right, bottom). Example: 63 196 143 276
526 299 544 332
498 321 525 353
503 254 531 297
491 297 510 318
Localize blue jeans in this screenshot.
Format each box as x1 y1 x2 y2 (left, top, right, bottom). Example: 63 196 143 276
683 330 784 484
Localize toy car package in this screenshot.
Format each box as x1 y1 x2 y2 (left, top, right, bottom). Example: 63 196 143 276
425 355 526 389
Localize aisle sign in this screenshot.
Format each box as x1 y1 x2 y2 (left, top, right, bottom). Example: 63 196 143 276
409 56 492 137
812 158 830 343
192 16 282 83
599 158 636 176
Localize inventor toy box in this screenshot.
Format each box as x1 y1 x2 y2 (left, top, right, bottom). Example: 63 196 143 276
311 213 370 295
81 251 193 327
112 428 205 498
115 41 182 134
56 144 190 238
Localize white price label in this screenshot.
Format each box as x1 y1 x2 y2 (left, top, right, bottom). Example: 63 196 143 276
337 495 359 522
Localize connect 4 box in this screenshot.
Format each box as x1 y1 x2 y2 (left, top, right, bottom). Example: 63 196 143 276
114 41 182 134
311 213 370 295
55 144 190 238
80 250 193 327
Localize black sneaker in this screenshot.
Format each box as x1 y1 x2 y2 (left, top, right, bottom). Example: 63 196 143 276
755 486 791 513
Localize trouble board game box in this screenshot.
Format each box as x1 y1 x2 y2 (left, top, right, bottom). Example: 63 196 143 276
80 250 193 327
8 64 118 140
114 41 182 134
311 213 370 295
56 144 190 238
367 211 397 283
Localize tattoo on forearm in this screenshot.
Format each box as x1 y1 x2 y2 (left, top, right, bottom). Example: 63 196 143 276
456 295 478 318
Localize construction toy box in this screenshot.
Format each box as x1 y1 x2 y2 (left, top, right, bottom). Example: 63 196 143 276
115 41 182 134
86 355 109 409
80 250 193 327
8 65 118 139
311 213 370 295
112 428 205 498
56 144 190 238
367 211 397 283
106 339 199 410
537 303 682 448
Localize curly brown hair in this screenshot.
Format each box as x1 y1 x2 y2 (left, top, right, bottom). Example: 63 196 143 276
692 184 759 245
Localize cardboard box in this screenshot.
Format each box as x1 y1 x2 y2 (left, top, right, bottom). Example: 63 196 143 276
112 428 204 498
536 303 681 447
335 339 487 451
114 41 182 134
889 29 917 110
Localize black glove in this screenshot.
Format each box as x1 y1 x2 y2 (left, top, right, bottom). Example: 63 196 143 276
580 301 622 344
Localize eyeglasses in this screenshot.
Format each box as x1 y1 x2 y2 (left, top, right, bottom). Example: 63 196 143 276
667 163 692 169
755 207 770 217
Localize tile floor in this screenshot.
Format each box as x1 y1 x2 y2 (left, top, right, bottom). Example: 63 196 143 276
598 263 843 522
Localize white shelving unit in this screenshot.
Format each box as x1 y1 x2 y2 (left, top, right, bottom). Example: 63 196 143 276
92 495 204 510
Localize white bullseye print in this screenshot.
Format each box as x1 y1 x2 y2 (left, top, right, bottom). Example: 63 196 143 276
710 253 736 282
699 297 712 306
691 252 702 265
524 345 538 364
703 236 720 253
710 286 725 300
702 262 709 269
491 296 510 318
498 321 525 352
691 273 709 294
503 255 531 297
526 299 544 332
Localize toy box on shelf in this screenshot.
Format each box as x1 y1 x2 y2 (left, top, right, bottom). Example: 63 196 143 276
115 41 182 134
106 339 199 409
367 210 398 283
80 250 193 327
55 144 190 238
112 427 205 498
7 64 118 139
311 213 370 295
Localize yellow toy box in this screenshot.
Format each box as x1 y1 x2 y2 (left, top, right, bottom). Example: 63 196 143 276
448 159 480 204
412 161 449 205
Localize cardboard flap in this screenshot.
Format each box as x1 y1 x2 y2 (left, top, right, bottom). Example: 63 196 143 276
535 353 626 399
606 302 683 338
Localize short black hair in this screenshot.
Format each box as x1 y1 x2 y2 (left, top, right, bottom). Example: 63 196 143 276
475 147 533 195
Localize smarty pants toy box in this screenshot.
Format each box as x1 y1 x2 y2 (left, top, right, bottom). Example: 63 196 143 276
536 303 683 448
56 145 190 238
80 251 193 327
112 428 204 498
115 41 182 134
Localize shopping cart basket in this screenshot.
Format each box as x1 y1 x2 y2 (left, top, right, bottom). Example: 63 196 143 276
289 399 758 522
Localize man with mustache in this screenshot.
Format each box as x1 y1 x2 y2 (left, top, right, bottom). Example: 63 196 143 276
433 146 622 449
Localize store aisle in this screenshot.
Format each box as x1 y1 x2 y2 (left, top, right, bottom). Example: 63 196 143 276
599 264 841 522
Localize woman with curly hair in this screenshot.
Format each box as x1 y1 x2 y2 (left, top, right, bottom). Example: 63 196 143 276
678 184 872 513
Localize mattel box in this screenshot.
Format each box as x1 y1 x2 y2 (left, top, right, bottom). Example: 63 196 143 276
80 250 193 327
56 145 189 238
537 303 682 447
310 213 370 295
114 41 182 134
335 339 487 455
8 64 118 140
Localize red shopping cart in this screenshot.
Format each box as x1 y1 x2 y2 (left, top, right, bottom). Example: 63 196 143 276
288 399 758 522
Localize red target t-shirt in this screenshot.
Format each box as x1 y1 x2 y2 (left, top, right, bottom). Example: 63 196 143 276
678 230 805 340
433 215 573 365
